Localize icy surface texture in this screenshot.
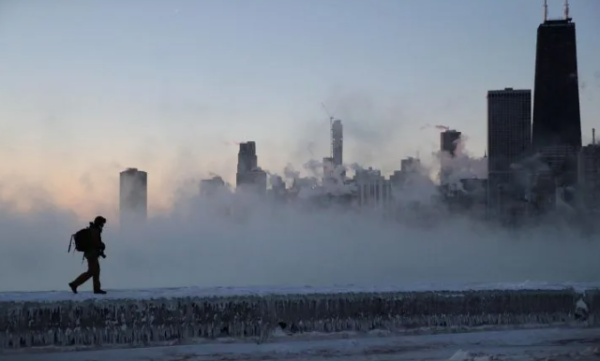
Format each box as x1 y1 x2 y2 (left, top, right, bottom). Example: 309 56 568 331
0 287 596 350
583 288 599 324
2 282 599 303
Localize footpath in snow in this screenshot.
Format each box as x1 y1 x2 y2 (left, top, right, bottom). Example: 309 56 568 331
2 281 599 302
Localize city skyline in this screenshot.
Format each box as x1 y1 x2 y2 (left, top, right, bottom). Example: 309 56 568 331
0 0 599 218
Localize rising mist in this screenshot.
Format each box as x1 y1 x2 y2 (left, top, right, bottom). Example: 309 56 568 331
0 149 598 293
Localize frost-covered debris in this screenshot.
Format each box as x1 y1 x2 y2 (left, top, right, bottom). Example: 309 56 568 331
0 288 595 350
448 349 494 361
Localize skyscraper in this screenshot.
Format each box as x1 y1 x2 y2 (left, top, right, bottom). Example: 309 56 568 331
331 120 343 168
487 89 532 213
236 141 267 195
119 168 148 226
236 141 257 176
530 2 581 209
487 88 532 181
532 2 581 156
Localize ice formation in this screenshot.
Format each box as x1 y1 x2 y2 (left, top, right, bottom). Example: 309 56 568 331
0 286 597 350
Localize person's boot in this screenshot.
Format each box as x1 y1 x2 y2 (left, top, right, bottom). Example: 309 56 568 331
68 282 78 294
93 289 107 294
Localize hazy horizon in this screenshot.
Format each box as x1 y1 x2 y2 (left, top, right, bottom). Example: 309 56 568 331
1 146 599 293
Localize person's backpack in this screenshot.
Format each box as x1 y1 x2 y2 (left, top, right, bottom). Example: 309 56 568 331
67 227 92 253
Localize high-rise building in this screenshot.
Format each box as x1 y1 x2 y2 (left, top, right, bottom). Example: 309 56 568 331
236 142 257 176
119 168 148 226
440 130 461 157
486 88 532 215
487 88 532 182
332 120 343 168
530 2 581 209
235 141 267 195
532 4 581 160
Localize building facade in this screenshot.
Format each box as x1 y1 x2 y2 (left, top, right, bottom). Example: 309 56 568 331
487 88 532 175
354 168 392 210
487 88 532 211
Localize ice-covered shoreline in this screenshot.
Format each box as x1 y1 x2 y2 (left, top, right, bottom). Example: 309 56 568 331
1 281 599 303
1 285 597 351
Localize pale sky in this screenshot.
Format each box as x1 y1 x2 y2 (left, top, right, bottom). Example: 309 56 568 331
0 0 599 217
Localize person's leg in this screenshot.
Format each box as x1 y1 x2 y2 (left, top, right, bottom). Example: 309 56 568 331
88 257 106 294
89 257 101 291
69 257 94 293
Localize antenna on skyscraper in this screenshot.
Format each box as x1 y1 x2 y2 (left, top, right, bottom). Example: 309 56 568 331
543 0 548 22
593 128 596 145
564 0 570 20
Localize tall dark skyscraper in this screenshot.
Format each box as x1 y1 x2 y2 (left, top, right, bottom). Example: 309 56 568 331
530 2 581 210
532 4 581 154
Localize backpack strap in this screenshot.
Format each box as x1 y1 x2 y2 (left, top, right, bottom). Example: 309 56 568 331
67 235 74 253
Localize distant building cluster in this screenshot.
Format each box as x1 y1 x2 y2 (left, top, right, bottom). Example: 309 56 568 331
481 4 600 225
119 1 599 230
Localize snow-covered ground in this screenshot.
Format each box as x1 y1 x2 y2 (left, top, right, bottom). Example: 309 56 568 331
3 328 599 361
1 281 599 302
